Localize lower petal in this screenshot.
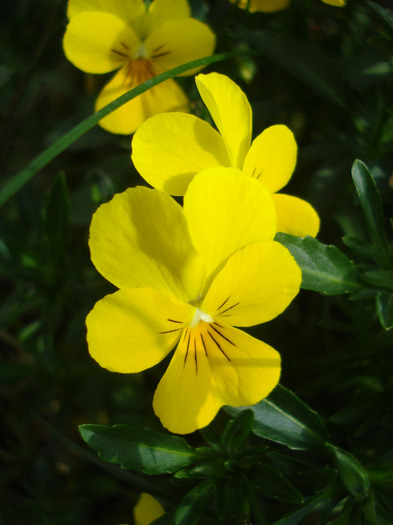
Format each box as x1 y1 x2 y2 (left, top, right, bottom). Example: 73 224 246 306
86 287 195 373
95 66 189 134
153 321 280 434
272 193 320 237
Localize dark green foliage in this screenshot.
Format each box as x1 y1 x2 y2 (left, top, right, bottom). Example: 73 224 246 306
2 0 393 524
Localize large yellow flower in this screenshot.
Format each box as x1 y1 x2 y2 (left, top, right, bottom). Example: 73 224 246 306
63 0 215 134
132 72 320 238
86 169 301 434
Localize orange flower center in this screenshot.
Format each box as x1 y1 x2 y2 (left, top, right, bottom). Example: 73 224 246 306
124 58 155 87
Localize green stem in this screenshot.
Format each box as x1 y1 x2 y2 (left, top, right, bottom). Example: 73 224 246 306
0 51 242 207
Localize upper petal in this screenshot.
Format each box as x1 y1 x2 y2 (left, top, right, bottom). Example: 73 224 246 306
67 0 147 25
95 66 189 135
201 241 301 326
131 113 230 195
195 73 252 169
63 12 140 74
145 0 191 33
153 321 280 434
183 168 276 284
272 193 320 237
89 187 205 302
242 125 297 193
146 19 215 76
86 287 195 373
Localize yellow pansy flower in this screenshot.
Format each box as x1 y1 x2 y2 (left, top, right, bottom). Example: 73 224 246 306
63 0 215 134
132 72 320 238
86 169 301 434
134 493 165 525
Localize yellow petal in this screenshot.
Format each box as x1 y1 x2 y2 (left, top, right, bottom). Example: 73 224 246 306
231 0 290 12
134 493 165 525
195 73 252 169
153 321 280 434
95 65 189 134
67 0 147 25
145 0 190 33
272 193 320 237
201 241 301 327
86 288 194 373
242 124 297 193
183 168 276 283
63 12 140 74
146 19 216 76
132 113 230 195
89 187 205 302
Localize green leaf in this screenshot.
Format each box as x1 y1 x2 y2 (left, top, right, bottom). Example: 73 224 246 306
152 480 214 525
79 424 197 475
227 385 329 451
220 409 254 455
253 464 303 503
327 444 370 500
276 233 361 295
376 292 393 329
351 160 392 269
248 31 348 108
271 491 328 525
0 51 241 207
362 270 393 292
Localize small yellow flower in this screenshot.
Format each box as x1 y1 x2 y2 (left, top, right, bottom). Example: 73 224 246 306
321 0 346 5
63 0 215 134
134 494 165 525
229 0 345 11
132 72 320 238
230 0 290 13
86 169 301 434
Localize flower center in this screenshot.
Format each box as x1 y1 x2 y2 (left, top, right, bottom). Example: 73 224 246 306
124 58 155 86
189 308 214 329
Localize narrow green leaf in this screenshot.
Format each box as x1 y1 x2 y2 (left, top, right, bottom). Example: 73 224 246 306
362 270 393 292
221 409 254 454
327 444 370 500
227 385 329 451
152 480 214 525
351 160 392 269
79 424 197 475
271 491 329 525
249 31 348 107
276 233 361 295
375 291 393 329
0 51 240 207
253 464 303 503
